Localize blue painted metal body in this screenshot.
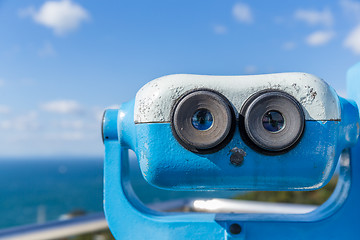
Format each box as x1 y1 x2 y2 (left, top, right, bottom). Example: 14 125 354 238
103 66 360 239
136 119 353 191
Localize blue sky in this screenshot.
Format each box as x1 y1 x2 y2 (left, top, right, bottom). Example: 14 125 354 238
0 0 359 157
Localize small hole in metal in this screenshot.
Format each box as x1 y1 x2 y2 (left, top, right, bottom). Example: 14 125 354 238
229 223 242 235
105 136 109 139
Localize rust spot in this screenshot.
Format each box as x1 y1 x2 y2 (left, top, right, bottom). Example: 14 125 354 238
230 147 246 166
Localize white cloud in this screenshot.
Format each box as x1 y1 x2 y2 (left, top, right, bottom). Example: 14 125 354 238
344 24 360 54
44 131 85 141
306 31 335 46
294 8 333 27
60 132 84 140
213 24 227 34
244 65 257 74
54 119 84 130
0 105 10 114
41 100 83 114
38 42 56 57
0 111 39 131
340 0 360 21
233 3 253 23
20 0 89 35
283 41 296 50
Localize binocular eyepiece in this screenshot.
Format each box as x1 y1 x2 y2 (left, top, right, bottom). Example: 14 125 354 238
171 90 305 154
171 90 235 154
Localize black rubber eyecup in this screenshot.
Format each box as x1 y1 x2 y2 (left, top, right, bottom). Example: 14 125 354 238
171 90 235 154
241 91 305 153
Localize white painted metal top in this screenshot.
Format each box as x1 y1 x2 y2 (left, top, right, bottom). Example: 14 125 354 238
134 73 340 123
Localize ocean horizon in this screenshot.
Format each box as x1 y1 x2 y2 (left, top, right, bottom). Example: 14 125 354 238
0 157 241 229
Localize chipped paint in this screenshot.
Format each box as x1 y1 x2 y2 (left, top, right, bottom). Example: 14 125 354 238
292 83 300 92
300 86 317 105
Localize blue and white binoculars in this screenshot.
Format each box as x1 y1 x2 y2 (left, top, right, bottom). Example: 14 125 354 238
102 65 360 239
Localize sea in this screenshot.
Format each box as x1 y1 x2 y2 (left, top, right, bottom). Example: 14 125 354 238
0 157 240 229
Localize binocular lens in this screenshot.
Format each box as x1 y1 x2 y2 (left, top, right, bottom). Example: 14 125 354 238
262 111 285 133
192 109 214 131
242 91 304 152
171 90 234 153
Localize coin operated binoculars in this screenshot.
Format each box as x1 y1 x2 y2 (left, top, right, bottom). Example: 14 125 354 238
102 64 360 239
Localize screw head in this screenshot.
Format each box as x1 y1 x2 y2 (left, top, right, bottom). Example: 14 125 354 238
229 223 242 235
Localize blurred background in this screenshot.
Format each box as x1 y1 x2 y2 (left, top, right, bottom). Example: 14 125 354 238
0 0 359 239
